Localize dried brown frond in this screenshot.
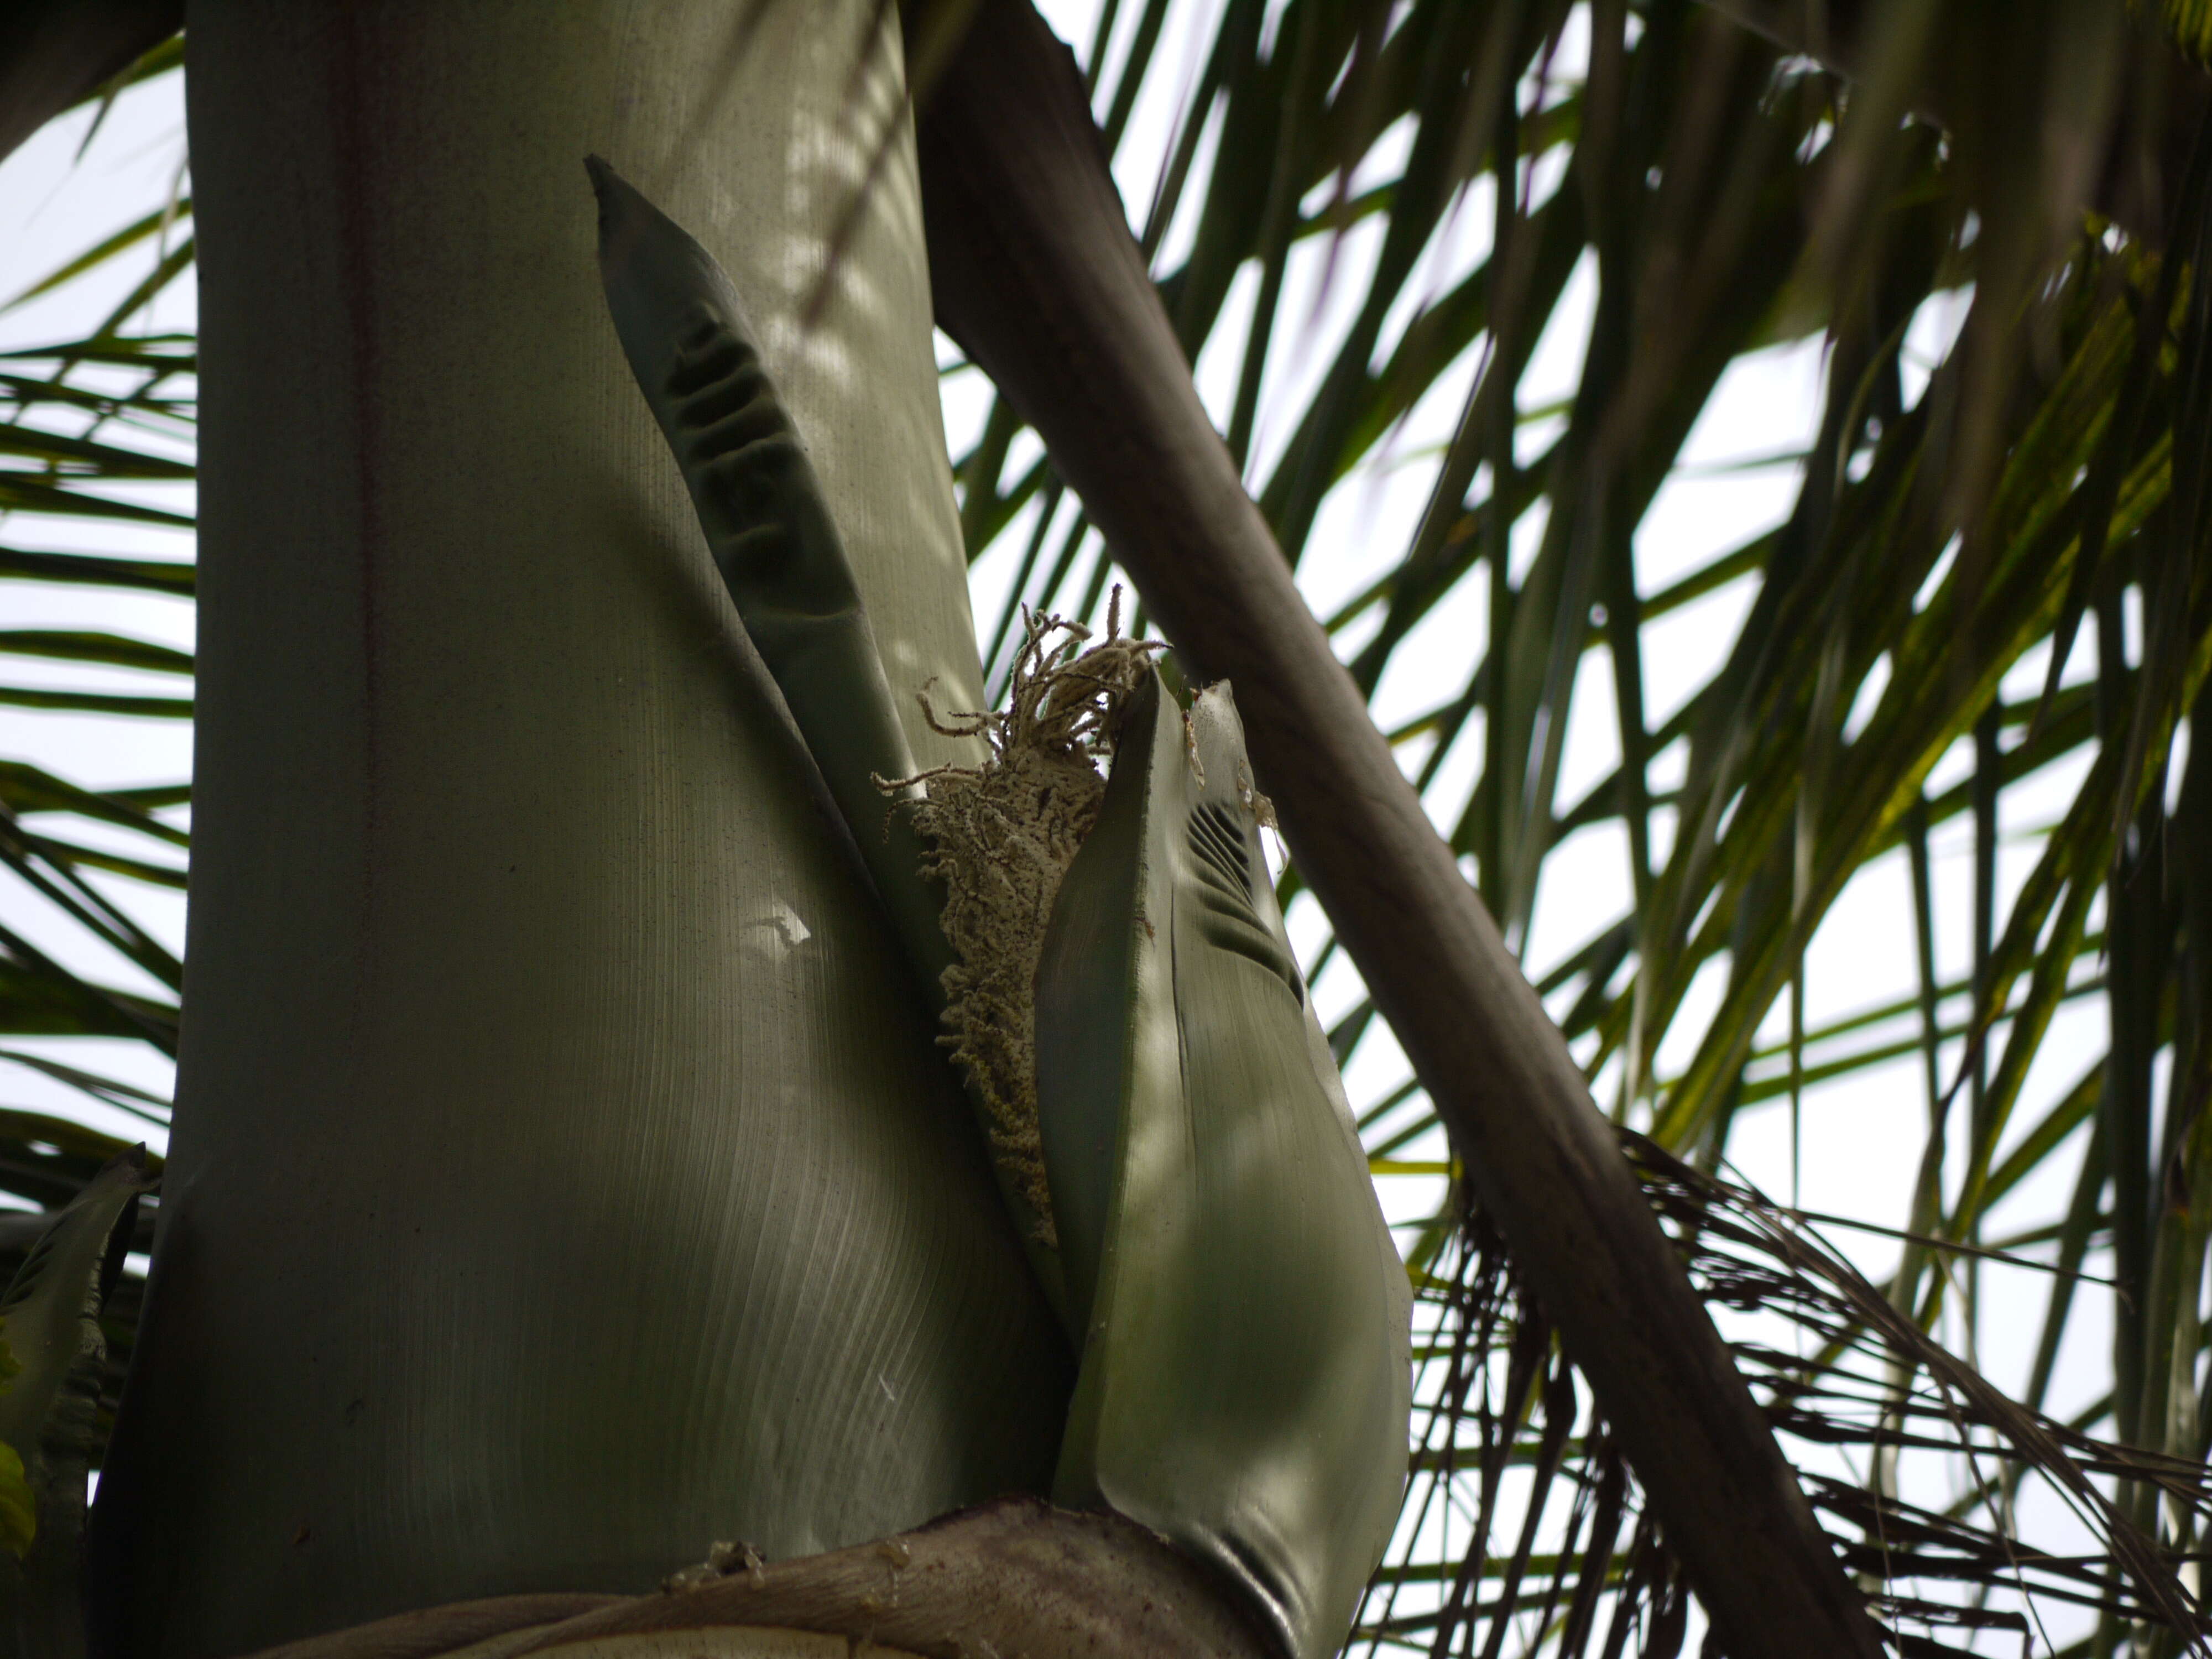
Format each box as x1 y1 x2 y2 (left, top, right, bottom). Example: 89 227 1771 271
1358 1139 2212 1658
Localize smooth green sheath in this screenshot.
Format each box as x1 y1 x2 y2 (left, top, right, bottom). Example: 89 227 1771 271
1035 671 1413 1659
588 157 952 1005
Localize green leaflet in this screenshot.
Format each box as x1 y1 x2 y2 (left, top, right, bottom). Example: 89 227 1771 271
0 1149 147 1647
0 1148 147 1449
1036 670 1412 1659
2168 0 2212 65
0 1443 29 1562
0 1338 23 1558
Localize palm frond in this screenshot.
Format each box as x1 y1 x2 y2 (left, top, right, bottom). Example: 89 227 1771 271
1359 1138 2212 1659
932 1 2212 1650
0 36 190 1463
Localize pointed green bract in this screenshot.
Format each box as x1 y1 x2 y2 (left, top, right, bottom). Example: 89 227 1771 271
586 157 948 1003
0 1333 24 1560
1036 670 1412 1659
587 158 1067 1311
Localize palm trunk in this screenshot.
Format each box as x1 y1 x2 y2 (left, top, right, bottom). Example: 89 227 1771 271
87 7 1067 1655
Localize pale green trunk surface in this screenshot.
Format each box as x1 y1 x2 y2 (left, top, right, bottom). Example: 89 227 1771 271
88 6 1067 1655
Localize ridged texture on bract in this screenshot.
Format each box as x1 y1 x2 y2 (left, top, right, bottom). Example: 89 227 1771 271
1035 670 1412 1659
587 157 949 1009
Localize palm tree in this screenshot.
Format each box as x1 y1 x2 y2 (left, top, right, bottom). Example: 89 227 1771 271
4 1 2212 1656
